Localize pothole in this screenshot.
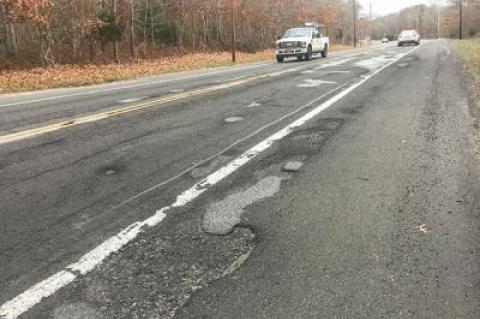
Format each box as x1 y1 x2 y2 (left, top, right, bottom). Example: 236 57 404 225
277 118 344 157
291 133 328 146
96 162 126 176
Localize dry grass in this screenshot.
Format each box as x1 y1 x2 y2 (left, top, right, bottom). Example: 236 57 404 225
0 45 353 94
451 38 480 81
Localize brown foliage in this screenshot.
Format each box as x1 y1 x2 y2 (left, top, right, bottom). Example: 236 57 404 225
3 0 52 26
0 0 355 67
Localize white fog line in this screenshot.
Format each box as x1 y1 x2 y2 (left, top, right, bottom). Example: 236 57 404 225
0 44 421 319
0 63 272 108
0 271 76 319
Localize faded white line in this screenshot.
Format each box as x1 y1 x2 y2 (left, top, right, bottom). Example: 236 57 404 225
324 70 351 74
118 97 148 104
298 79 337 88
0 44 422 319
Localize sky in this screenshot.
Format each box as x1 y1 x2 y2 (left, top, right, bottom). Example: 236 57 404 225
359 0 435 16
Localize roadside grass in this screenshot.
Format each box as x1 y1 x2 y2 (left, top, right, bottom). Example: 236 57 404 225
451 38 480 81
0 45 353 94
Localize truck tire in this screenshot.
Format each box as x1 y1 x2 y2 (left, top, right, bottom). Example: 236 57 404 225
276 56 284 63
321 45 328 58
305 46 312 61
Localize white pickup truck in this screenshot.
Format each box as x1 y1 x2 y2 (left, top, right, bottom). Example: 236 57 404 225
275 24 329 63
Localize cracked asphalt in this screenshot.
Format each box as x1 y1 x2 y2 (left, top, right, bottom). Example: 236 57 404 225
2 40 480 318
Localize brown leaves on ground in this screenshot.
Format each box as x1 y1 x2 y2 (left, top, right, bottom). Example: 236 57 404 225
0 46 351 94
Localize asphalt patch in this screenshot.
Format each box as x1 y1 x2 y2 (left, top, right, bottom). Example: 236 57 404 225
282 161 304 172
203 176 284 235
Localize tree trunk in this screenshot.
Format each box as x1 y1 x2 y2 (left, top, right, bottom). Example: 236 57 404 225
1 4 18 55
40 25 55 66
6 24 18 54
101 0 105 54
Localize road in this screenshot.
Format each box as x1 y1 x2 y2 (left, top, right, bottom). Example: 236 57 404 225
1 40 480 318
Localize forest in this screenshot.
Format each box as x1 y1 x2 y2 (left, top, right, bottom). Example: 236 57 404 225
0 0 479 69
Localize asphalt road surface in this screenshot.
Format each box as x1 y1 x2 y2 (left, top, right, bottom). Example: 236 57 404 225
1 40 480 319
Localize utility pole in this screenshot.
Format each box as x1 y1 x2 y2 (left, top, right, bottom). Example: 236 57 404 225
459 0 463 39
129 0 135 58
369 3 373 42
112 0 119 63
353 0 357 47
231 0 236 62
437 4 441 39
